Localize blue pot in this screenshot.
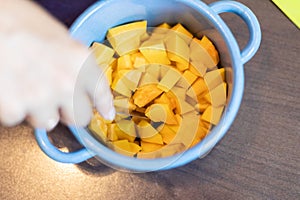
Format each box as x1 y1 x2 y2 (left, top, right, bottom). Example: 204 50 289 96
35 0 261 172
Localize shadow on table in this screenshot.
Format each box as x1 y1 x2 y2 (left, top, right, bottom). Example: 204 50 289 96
47 123 115 176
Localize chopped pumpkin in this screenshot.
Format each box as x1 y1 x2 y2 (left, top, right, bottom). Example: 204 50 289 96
139 40 171 64
88 20 227 158
145 103 178 125
157 68 181 92
132 84 163 107
136 120 159 139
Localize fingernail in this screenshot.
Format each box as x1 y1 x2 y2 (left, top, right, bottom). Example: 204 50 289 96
46 117 59 131
105 107 116 121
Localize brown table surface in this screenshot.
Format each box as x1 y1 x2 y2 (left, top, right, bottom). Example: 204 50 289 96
1 0 299 199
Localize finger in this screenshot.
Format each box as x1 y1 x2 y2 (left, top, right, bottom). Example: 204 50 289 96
78 55 115 121
26 105 60 131
93 75 116 121
0 100 26 127
60 91 93 127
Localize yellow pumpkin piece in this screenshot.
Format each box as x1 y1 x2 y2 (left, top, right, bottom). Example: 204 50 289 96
138 73 159 87
190 126 208 147
178 98 196 114
189 63 205 77
131 116 143 124
136 120 159 139
185 94 198 106
90 42 115 65
164 124 180 134
109 139 130 153
111 78 132 97
109 140 141 157
116 119 137 138
141 133 164 145
198 93 210 107
114 112 130 121
165 33 190 69
135 106 146 114
159 65 170 79
186 78 209 99
194 103 210 113
197 124 210 138
157 68 181 92
182 70 198 85
130 52 142 62
109 58 118 71
106 66 113 86
167 86 194 114
198 119 212 131
88 112 108 142
154 93 176 110
140 141 164 153
165 91 179 111
153 23 171 34
133 84 163 107
107 123 119 141
176 62 189 72
174 114 182 124
190 60 207 78
157 22 171 29
107 21 147 56
158 124 176 144
149 33 166 40
145 103 178 125
172 112 199 147
171 23 193 44
206 82 227 107
120 70 142 91
199 35 219 65
132 54 148 70
163 114 181 133
113 97 136 112
117 69 131 77
204 69 224 91
139 40 171 65
107 21 147 39
113 33 141 56
140 32 150 42
170 86 186 100
129 97 136 110
113 125 136 143
201 106 224 125
176 75 191 90
129 142 142 153
117 54 133 70
138 143 185 158
190 37 216 69
145 64 161 80
218 68 226 81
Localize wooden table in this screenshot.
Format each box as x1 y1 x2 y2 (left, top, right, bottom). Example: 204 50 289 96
0 0 299 199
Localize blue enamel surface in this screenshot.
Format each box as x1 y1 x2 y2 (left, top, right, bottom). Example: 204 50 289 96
34 0 261 172
34 128 95 163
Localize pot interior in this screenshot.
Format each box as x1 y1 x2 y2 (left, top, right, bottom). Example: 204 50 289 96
70 0 235 163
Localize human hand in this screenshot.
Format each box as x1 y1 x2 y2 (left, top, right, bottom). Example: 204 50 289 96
0 0 115 130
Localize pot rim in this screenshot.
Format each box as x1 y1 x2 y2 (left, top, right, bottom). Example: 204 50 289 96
68 0 244 172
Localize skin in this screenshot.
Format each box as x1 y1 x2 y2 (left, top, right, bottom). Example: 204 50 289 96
0 0 115 130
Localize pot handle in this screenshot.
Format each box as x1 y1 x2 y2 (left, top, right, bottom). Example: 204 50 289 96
34 128 95 163
210 1 261 64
